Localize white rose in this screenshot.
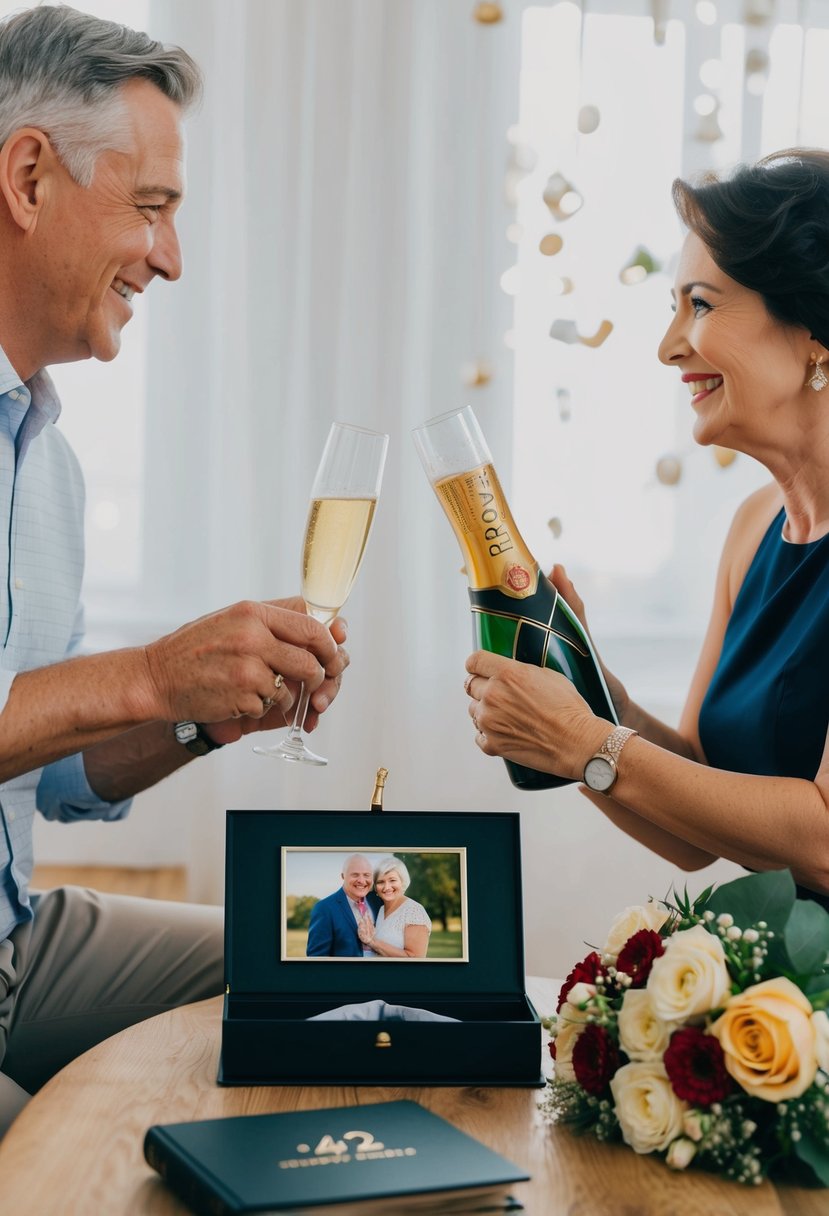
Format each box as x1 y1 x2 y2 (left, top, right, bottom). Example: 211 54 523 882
812 1010 829 1073
666 1137 697 1170
553 1000 590 1083
618 988 672 1061
610 1061 688 1154
567 982 597 1008
605 902 670 958
646 924 731 1023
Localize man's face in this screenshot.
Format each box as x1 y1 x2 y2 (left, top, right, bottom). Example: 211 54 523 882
342 857 373 902
32 77 185 367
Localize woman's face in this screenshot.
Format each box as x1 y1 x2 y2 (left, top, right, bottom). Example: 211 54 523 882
658 232 814 453
375 870 403 903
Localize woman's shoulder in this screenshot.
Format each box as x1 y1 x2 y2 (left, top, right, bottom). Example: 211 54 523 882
401 898 431 927
722 482 782 608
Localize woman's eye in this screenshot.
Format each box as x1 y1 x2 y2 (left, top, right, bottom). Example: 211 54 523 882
690 295 712 316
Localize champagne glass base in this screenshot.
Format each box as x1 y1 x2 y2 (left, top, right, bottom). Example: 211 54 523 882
253 737 328 766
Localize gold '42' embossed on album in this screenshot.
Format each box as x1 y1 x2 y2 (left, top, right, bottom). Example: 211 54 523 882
220 810 542 1086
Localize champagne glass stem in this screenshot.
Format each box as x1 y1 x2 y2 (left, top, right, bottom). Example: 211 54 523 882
284 683 312 747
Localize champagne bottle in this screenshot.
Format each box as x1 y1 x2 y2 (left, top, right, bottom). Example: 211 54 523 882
370 766 388 813
412 404 618 790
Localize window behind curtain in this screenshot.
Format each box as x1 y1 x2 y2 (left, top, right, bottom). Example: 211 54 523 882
510 1 829 711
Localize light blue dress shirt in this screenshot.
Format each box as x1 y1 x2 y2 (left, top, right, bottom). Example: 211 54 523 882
0 345 131 944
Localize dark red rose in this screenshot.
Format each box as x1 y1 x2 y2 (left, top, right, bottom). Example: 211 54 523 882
664 1027 733 1105
571 1023 619 1095
557 951 603 1011
615 929 665 988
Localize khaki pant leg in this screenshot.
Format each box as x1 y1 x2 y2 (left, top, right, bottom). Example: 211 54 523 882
1 885 223 1095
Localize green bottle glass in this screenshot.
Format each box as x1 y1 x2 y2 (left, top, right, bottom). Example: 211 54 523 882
412 404 618 790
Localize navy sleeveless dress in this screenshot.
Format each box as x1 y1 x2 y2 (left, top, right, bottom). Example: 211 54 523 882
698 507 829 908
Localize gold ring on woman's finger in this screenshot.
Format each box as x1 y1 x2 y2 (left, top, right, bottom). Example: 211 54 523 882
274 672 285 692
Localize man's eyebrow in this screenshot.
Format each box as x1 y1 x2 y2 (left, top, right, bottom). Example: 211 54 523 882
135 185 182 201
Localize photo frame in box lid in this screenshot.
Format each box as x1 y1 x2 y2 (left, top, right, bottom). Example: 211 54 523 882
220 809 543 1087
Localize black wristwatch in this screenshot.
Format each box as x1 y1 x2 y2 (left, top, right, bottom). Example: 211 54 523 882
174 721 225 756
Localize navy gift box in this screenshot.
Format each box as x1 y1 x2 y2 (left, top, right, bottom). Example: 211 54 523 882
219 810 542 1087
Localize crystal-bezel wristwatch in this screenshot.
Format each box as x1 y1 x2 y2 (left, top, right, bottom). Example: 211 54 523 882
583 725 638 794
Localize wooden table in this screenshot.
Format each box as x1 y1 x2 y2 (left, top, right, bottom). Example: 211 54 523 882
0 978 821 1215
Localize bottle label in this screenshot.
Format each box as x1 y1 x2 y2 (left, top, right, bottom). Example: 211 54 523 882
434 463 538 599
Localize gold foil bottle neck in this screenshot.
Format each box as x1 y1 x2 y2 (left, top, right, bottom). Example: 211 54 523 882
370 767 388 812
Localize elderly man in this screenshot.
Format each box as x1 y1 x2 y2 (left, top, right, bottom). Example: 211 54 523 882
306 855 381 957
0 5 348 1135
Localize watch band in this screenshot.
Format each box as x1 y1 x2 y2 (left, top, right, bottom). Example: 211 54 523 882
599 725 638 766
174 721 225 756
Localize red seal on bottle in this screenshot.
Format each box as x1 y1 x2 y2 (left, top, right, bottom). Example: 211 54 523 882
505 564 531 592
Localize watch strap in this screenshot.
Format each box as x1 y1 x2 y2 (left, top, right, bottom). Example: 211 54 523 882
599 725 638 765
174 721 225 755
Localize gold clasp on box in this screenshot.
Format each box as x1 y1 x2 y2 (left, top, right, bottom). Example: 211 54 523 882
374 1031 392 1049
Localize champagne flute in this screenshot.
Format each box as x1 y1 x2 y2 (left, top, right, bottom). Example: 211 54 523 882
254 422 388 765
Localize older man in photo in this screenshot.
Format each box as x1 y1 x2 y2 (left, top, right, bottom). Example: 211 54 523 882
306 855 381 957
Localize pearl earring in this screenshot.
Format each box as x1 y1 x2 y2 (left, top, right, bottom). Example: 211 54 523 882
807 353 829 392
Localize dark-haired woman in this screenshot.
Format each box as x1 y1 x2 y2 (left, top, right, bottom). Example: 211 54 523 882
463 148 829 907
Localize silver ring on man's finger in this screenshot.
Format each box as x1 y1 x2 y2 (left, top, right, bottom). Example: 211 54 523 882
274 672 285 692
262 696 275 711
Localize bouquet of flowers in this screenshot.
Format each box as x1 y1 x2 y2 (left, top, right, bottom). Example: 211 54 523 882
541 869 829 1186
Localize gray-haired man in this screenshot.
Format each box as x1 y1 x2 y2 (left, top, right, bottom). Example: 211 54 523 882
0 5 348 1135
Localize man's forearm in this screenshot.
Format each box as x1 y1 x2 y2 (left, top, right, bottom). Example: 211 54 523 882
0 648 154 784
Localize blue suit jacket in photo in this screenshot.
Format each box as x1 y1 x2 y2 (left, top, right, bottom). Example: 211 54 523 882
306 887 381 957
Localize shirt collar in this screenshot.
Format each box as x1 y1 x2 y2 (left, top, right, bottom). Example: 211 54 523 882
0 342 61 454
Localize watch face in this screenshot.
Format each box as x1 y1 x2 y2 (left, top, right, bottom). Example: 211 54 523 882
584 755 616 792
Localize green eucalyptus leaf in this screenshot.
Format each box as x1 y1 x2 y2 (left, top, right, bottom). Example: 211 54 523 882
792 1126 829 1187
705 869 796 932
784 899 829 975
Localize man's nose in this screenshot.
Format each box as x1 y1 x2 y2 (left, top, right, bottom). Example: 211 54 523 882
149 217 183 283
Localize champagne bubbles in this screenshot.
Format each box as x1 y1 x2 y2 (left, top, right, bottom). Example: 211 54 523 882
656 454 683 486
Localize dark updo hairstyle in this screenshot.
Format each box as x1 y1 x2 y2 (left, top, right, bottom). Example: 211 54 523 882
672 148 829 351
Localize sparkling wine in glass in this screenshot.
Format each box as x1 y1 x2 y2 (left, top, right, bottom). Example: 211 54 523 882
254 422 388 765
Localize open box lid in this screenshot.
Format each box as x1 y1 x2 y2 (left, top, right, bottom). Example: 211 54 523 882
224 810 527 999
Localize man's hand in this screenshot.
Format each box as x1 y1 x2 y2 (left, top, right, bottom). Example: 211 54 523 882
140 598 349 742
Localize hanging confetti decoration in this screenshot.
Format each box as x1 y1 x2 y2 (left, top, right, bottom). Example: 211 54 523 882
472 2 503 24
619 245 662 285
713 446 737 468
549 318 614 348
539 233 564 256
547 516 563 538
543 172 584 221
656 454 683 486
556 388 571 421
462 360 493 388
577 104 601 134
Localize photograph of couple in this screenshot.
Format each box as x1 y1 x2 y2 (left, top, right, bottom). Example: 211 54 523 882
282 849 466 961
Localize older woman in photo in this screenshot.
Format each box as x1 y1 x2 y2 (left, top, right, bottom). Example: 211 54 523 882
464 148 829 910
358 856 432 958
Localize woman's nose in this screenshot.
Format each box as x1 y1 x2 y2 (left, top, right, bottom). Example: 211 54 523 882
657 310 691 366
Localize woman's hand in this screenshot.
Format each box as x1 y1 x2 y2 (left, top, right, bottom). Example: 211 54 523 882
357 916 375 945
549 564 629 721
464 649 613 780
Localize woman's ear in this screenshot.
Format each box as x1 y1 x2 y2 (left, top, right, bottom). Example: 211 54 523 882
0 127 58 233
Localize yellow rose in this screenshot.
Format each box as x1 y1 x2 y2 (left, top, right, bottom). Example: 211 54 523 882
709 977 818 1102
618 988 672 1061
646 924 731 1023
605 902 670 958
552 1000 589 1083
610 1061 688 1153
812 1010 829 1073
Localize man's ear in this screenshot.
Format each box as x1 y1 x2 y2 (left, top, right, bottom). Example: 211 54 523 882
0 128 59 233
